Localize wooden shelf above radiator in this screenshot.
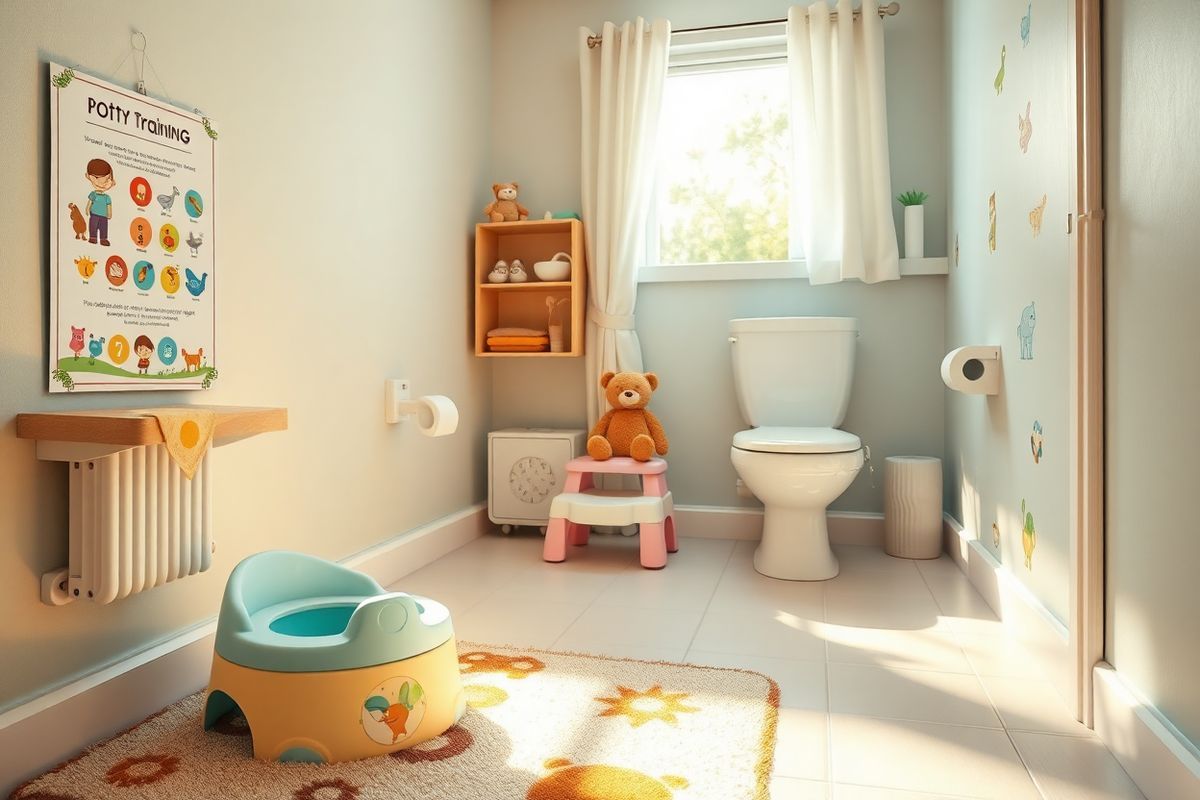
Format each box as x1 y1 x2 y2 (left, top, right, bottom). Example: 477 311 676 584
15 406 287 447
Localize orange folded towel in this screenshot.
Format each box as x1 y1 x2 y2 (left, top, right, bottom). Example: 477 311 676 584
487 335 550 346
487 327 547 338
488 345 548 352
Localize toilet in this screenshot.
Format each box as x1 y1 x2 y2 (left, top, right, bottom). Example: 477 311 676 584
729 317 863 581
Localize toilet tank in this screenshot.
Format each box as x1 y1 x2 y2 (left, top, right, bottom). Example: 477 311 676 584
729 317 858 427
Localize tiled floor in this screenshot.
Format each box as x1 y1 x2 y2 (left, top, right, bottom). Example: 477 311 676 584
393 533 1146 800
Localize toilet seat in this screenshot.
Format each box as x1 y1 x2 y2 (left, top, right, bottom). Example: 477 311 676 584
732 426 861 455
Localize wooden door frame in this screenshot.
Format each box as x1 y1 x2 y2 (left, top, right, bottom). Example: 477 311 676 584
1069 0 1105 727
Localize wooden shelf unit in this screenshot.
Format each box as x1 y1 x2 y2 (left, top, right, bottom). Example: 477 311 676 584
474 219 586 357
15 406 288 447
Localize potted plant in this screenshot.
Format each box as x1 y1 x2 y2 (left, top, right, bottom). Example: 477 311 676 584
897 189 929 259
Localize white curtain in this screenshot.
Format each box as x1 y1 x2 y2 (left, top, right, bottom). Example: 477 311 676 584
788 0 899 284
579 18 670 428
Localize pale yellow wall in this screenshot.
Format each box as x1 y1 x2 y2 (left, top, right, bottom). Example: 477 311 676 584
1104 0 1200 749
944 0 1072 623
489 0 948 512
0 0 492 709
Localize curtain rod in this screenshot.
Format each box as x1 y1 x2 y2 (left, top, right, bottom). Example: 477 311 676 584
586 2 901 49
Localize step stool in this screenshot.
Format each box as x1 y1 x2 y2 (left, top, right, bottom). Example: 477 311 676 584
542 457 678 569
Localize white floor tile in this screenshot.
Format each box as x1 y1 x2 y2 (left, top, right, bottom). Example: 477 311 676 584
454 598 586 648
1010 731 1146 799
833 784 978 799
829 714 1041 799
692 610 827 661
772 776 831 799
687 650 828 711
592 564 723 611
823 625 973 674
828 663 1001 728
774 708 830 781
955 632 1036 678
981 676 1092 736
555 604 703 652
489 562 623 604
825 589 945 632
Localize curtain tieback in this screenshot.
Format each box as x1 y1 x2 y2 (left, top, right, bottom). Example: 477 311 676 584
587 306 636 331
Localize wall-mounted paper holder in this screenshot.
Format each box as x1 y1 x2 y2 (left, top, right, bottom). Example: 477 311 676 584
941 346 1001 395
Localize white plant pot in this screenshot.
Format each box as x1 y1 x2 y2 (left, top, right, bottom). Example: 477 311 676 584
904 204 925 259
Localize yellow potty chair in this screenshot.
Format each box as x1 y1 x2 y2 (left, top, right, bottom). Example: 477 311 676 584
204 550 466 763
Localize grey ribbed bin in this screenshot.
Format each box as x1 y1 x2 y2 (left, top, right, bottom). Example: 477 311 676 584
883 456 943 559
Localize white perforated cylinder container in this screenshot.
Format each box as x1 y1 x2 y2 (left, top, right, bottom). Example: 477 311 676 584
884 456 943 559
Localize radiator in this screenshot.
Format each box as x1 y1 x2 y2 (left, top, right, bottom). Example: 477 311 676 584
54 445 213 604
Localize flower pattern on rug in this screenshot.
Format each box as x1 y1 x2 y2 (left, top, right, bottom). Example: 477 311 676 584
104 753 180 787
389 724 474 763
463 683 509 708
292 778 360 800
458 651 545 679
595 685 699 728
528 758 689 800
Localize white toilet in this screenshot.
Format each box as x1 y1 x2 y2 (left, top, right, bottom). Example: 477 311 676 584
729 317 864 581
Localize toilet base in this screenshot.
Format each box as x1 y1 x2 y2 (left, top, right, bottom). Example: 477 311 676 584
753 506 839 581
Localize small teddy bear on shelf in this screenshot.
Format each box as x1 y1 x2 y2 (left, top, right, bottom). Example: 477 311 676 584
588 371 669 462
484 182 529 222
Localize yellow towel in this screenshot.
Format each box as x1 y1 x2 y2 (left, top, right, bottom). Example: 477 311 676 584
143 409 216 479
487 336 550 346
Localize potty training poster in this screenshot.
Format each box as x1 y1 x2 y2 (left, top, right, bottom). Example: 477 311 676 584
48 62 217 392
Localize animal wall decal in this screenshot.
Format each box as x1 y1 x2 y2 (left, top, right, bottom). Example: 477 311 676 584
988 193 998 253
1020 2 1032 48
954 234 960 267
1031 421 1044 463
68 202 87 240
994 45 1006 95
1021 499 1036 569
1029 194 1048 237
1017 301 1036 360
992 521 1001 548
1018 101 1033 152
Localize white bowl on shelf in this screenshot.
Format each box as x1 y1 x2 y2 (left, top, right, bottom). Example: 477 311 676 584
533 252 572 282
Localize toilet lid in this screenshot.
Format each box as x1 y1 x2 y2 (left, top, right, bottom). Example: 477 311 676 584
732 427 862 454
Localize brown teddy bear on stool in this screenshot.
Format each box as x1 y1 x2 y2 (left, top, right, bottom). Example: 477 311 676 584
484 182 529 222
588 371 669 462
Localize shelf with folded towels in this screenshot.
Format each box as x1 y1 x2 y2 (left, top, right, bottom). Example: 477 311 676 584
474 219 586 358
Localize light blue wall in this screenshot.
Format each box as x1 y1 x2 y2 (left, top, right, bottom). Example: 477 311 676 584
1104 0 1200 751
491 0 949 512
944 0 1072 623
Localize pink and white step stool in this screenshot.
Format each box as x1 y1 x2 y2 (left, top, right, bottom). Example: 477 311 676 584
542 456 678 569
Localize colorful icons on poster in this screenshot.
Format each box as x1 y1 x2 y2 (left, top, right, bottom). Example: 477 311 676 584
74 255 97 279
160 223 179 253
105 255 128 286
68 202 87 240
107 334 130 365
133 260 155 290
158 336 178 365
130 217 152 249
184 268 208 297
184 190 204 218
185 231 204 256
161 265 181 294
129 176 152 207
86 334 106 364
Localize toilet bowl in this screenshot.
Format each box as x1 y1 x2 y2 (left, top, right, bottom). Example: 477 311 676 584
731 427 863 580
728 317 863 581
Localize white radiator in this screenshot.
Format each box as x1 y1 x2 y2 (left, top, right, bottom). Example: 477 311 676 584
49 445 213 604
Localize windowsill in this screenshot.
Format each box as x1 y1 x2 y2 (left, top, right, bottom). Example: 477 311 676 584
638 257 949 284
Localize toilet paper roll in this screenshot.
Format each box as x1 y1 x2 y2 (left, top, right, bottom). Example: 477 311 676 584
941 345 1000 395
413 395 459 437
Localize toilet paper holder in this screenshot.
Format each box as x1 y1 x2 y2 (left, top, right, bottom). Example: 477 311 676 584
941 346 1001 395
384 378 459 436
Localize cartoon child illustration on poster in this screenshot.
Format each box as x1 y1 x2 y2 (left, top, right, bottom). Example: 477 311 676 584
84 158 115 246
134 334 154 374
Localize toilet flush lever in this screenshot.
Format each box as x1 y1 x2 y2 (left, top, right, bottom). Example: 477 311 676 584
863 445 875 489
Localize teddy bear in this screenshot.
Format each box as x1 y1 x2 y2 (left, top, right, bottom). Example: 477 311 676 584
587 371 669 462
484 182 529 222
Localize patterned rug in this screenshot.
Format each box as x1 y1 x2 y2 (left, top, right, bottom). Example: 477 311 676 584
11 645 778 800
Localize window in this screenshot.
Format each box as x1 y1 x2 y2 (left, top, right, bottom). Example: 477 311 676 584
647 25 795 270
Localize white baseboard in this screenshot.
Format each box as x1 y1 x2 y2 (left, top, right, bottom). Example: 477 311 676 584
673 505 884 547
0 503 488 796
1093 663 1200 799
941 513 1073 705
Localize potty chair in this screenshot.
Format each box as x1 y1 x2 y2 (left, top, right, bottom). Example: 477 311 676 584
204 551 466 763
